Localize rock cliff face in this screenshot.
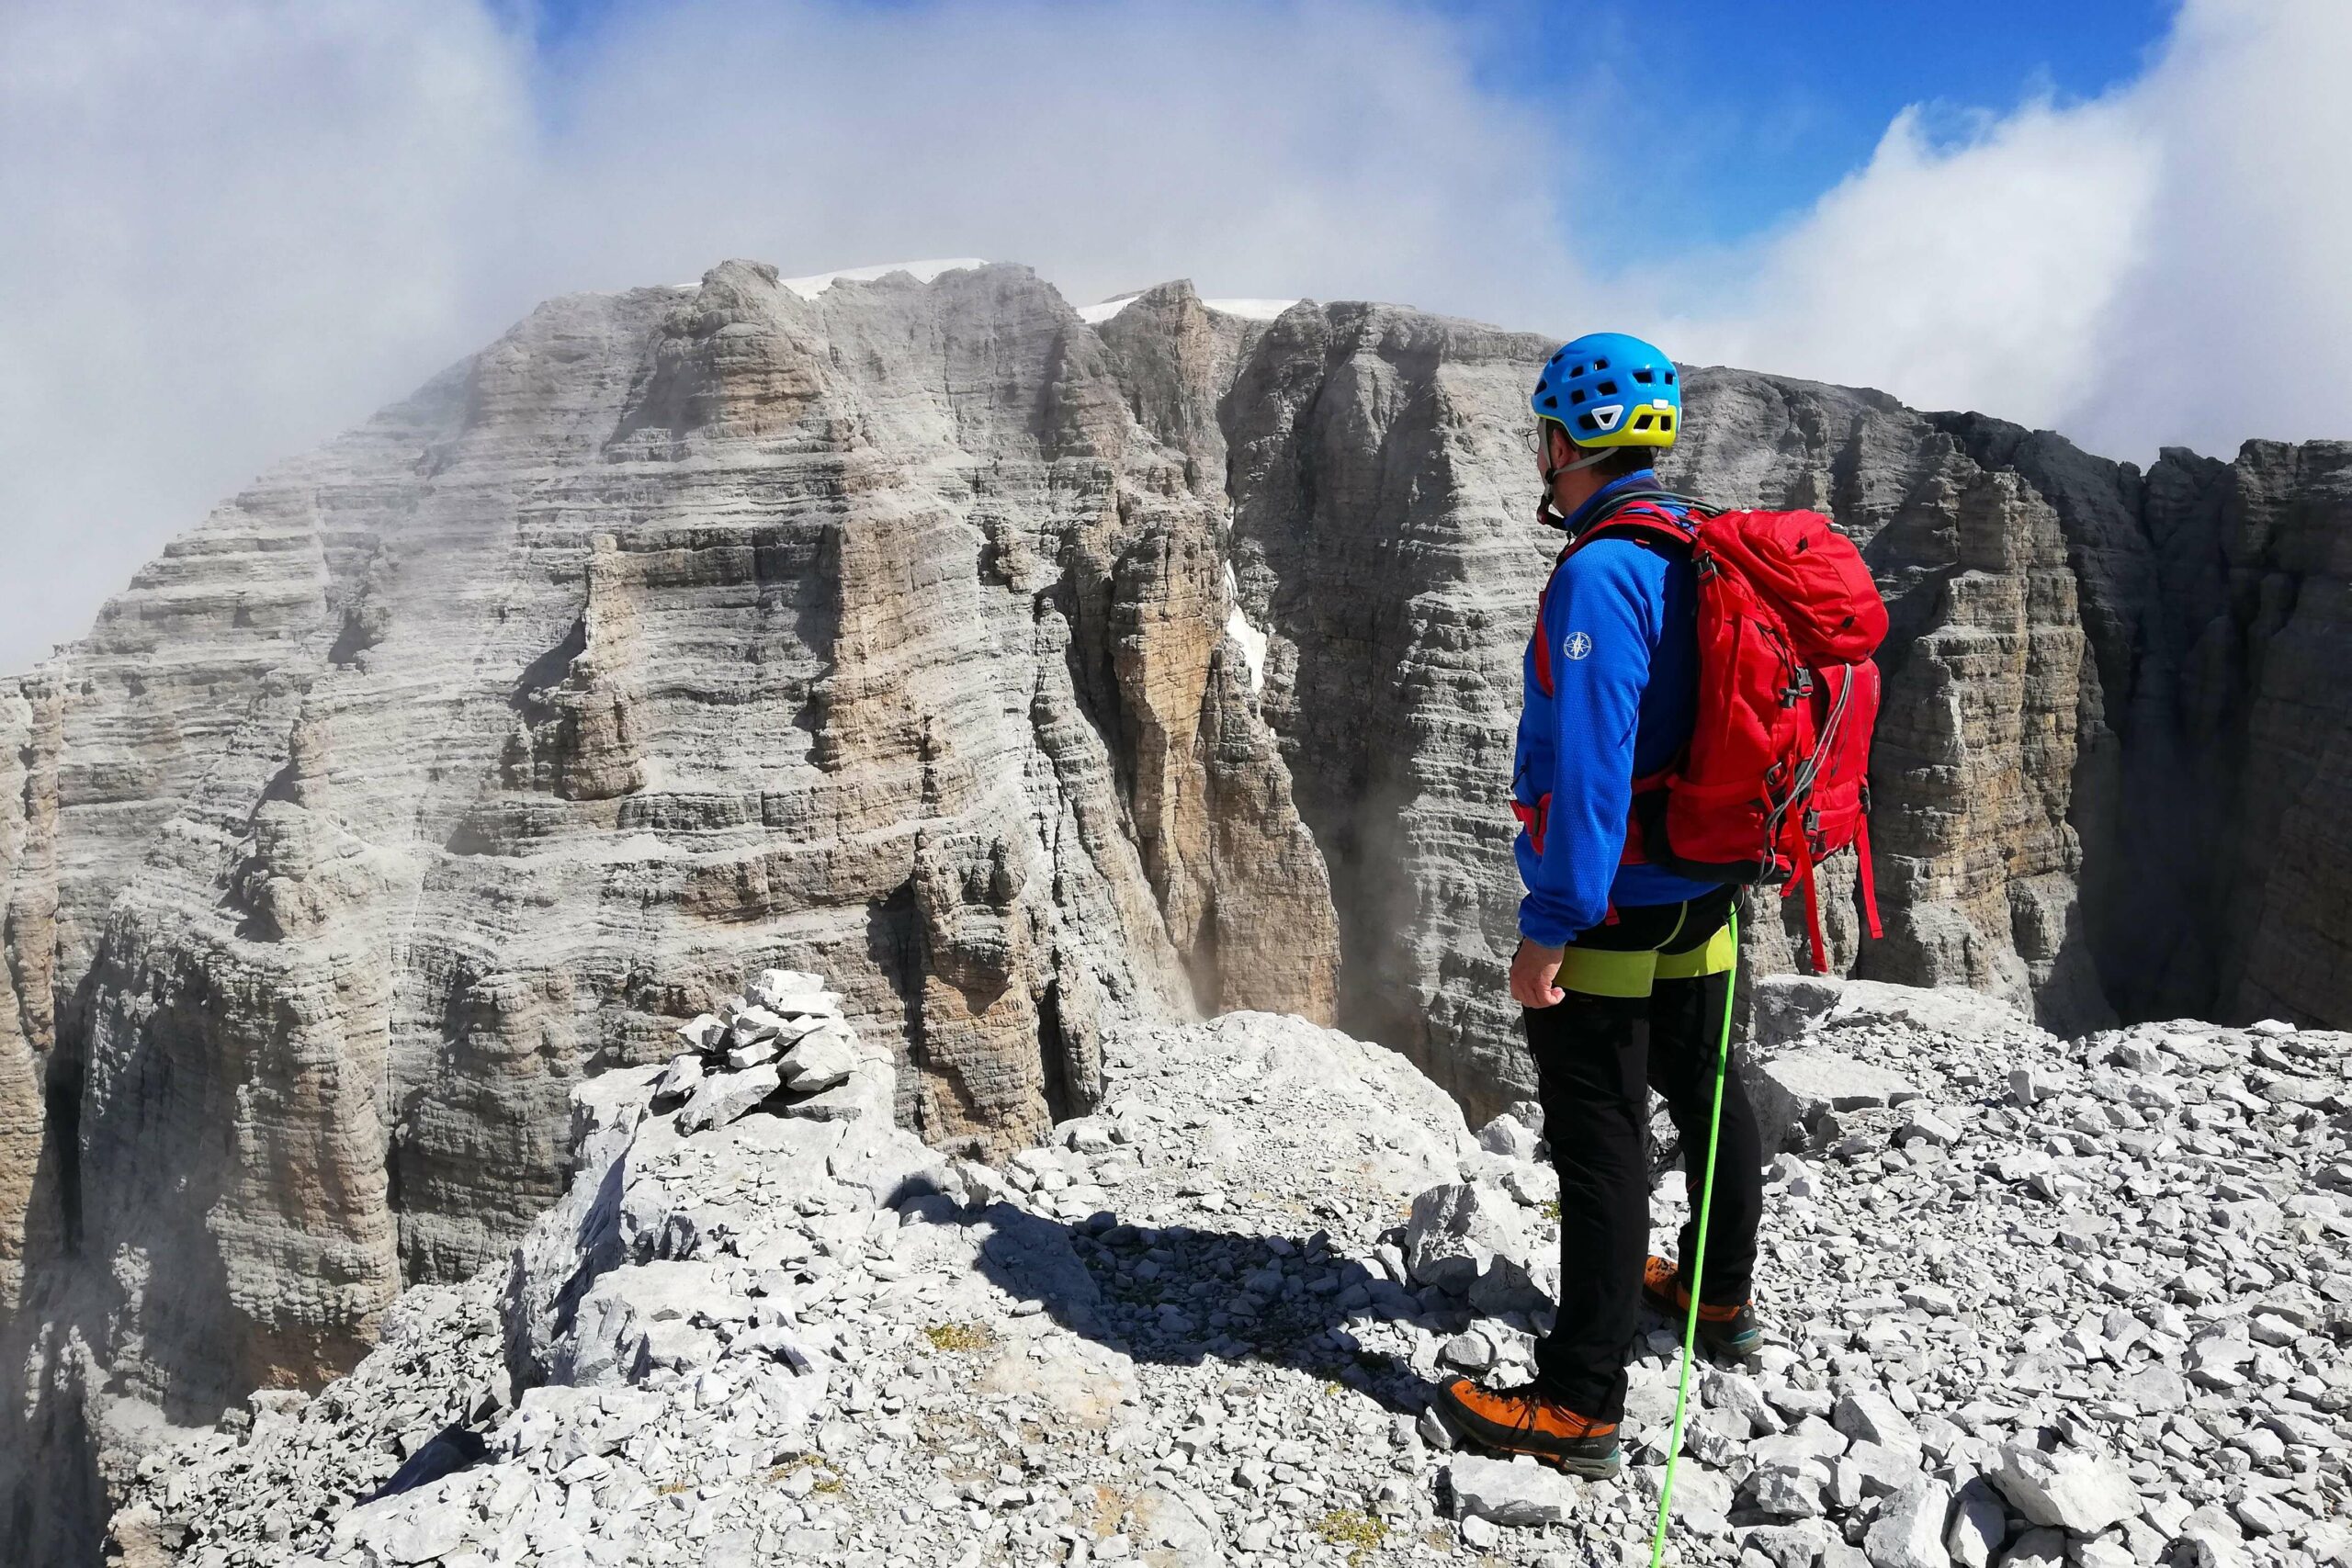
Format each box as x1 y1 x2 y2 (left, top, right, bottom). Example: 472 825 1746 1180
1222 313 2347 1114
1 262 2346 1558
0 263 1338 1561
1928 421 2352 1032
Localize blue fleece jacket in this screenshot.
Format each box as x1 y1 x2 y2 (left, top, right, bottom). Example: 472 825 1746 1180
1512 470 1718 945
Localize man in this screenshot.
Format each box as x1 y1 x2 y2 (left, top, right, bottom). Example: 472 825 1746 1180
1437 333 1765 1479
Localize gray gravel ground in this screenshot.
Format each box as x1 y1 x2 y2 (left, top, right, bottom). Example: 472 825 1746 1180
106 975 2351 1568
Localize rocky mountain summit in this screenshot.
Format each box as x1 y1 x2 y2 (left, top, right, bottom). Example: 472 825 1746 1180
100 969 2350 1568
4 259 2349 1557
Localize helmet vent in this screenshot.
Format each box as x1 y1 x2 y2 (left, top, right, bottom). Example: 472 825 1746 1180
1633 369 1655 384
1633 412 1655 431
1664 370 1676 385
1598 380 1619 396
1595 358 1611 369
1661 413 1675 431
1568 389 1586 405
1570 364 1588 378
1576 413 1600 433
1541 395 1558 410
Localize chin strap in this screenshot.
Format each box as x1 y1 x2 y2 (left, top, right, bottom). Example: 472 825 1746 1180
1534 430 1616 529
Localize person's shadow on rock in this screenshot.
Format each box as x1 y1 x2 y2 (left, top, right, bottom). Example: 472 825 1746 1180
946 1199 1454 1420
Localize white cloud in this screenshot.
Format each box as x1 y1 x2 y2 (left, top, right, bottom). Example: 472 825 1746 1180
0 0 1591 672
2071 0 2352 457
0 0 532 672
1661 98 2157 432
1663 0 2352 463
2 0 2348 671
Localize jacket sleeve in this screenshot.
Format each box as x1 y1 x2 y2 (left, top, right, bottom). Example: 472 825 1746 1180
1517 543 1657 946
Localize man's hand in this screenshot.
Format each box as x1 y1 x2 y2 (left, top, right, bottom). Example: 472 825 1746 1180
1510 937 1567 1009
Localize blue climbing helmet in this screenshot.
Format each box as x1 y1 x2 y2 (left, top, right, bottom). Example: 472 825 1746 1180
1531 332 1680 451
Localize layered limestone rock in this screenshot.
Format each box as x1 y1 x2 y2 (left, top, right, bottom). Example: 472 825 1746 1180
1932 421 2352 1031
3 262 2347 1560
0 264 1338 1562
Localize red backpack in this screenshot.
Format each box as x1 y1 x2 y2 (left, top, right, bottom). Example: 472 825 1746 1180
1530 490 1890 972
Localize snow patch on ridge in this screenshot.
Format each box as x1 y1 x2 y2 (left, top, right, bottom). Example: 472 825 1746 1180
1224 563 1269 693
1076 292 1143 324
1201 297 1299 321
1078 292 1301 326
776 258 988 299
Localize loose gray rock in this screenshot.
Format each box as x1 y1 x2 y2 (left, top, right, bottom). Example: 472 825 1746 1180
1862 1478 1952 1568
1751 1050 1918 1148
673 1063 782 1134
1990 1440 2139 1535
651 1051 705 1103
1449 1454 1584 1527
1946 1477 2006 1568
777 1030 859 1093
1996 1527 2066 1568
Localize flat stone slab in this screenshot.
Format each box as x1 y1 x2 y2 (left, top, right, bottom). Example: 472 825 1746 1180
1449 1453 1584 1528
1752 1048 1919 1148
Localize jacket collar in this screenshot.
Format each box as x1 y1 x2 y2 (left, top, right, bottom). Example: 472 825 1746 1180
1559 468 1660 538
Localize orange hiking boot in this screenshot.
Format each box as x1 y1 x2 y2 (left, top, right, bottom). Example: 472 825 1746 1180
1644 1254 1760 1359
1436 1378 1623 1478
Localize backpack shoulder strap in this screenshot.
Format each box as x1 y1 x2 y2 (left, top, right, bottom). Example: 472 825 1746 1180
1565 488 1715 558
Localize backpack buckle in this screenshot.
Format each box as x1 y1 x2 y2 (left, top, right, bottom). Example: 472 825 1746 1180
1693 551 1719 581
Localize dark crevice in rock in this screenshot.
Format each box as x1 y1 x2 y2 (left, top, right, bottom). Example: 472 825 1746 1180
509 617 587 719
1036 976 1078 1126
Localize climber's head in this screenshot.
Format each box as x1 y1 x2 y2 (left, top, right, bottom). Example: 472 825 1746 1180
1529 332 1680 526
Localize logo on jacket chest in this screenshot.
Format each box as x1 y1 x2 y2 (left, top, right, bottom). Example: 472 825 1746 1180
1563 631 1593 661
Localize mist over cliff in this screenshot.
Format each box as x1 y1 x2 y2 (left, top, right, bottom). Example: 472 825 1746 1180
1 260 2346 1558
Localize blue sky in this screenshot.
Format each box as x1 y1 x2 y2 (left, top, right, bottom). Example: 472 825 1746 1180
1470 0 2174 242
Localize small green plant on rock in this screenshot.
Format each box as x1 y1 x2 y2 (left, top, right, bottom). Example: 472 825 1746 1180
1316 1508 1387 1563
922 1321 994 1353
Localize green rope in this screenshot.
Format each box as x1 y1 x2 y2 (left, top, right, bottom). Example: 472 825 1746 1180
1648 904 1739 1568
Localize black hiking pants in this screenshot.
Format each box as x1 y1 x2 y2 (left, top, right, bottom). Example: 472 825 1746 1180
1521 886 1763 1424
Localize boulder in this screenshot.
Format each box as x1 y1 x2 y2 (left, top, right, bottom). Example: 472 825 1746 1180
1403 1181 1537 1297
674 1065 782 1135
778 1029 859 1093
1863 1479 1952 1568
1448 1454 1584 1528
651 1051 705 1105
1990 1439 2139 1535
1946 1477 2006 1568
1475 1113 1543 1163
1751 1050 1918 1148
